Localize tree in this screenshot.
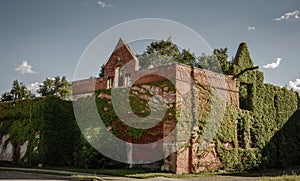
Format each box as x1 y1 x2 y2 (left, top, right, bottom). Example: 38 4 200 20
99 64 105 78
10 80 29 100
137 38 196 69
0 92 13 102
196 48 231 74
213 48 230 75
0 80 34 102
178 49 196 66
37 76 71 100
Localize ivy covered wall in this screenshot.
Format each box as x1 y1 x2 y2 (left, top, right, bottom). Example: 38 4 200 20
0 96 80 166
217 42 300 170
1 43 300 172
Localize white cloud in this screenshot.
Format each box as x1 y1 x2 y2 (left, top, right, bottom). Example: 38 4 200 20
97 1 114 8
247 26 256 31
273 10 299 21
15 60 36 74
288 78 300 92
262 57 282 69
27 82 42 94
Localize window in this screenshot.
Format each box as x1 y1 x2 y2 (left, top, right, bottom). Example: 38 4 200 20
249 128 256 148
107 77 114 88
126 74 131 86
236 119 245 148
118 67 124 87
239 83 253 110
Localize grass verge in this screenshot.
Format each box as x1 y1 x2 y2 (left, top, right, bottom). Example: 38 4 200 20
47 167 224 179
258 173 300 181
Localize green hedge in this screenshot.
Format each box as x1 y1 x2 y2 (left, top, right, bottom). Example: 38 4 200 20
216 43 300 170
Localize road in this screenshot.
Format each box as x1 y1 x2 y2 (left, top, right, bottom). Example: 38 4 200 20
0 170 265 181
0 170 70 180
1 166 293 181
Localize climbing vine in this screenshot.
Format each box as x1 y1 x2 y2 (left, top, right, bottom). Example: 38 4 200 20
215 42 300 171
0 97 80 166
1 43 300 172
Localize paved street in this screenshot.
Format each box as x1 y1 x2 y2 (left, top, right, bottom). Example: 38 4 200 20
0 169 264 181
0 167 184 181
0 166 293 181
0 170 266 181
0 170 70 180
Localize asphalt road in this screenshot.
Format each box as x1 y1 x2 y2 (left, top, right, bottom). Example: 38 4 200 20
1 167 297 181
0 170 71 180
0 169 263 181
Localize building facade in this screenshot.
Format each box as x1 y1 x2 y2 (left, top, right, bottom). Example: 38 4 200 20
72 38 240 173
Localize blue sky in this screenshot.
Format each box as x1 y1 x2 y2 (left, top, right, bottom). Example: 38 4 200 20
1 0 300 94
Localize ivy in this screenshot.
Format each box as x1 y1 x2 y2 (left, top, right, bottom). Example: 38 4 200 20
215 42 300 171
0 97 80 167
1 43 300 172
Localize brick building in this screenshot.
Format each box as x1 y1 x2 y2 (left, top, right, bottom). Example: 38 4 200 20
72 38 239 173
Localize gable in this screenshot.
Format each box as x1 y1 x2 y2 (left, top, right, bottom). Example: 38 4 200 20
104 38 139 79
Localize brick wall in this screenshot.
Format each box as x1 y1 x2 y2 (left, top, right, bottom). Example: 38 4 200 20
72 39 240 174
104 38 138 83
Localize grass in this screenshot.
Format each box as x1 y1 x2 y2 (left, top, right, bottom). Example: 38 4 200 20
1 166 214 179
47 167 224 179
47 167 154 177
125 172 217 179
258 173 300 181
1 162 300 180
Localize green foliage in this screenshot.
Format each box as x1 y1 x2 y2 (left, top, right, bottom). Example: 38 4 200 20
137 38 231 76
93 79 175 141
0 97 121 168
2 41 300 173
0 92 13 102
215 42 300 171
1 80 34 102
0 97 80 166
137 38 196 69
125 126 145 139
99 64 105 78
73 134 126 169
197 48 230 74
213 48 230 75
37 76 71 100
231 42 254 77
10 80 29 100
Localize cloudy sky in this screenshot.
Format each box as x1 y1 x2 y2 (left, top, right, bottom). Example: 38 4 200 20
1 0 300 94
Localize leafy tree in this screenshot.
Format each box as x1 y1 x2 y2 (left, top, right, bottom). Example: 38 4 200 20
197 53 221 72
58 76 72 100
37 76 71 100
0 80 33 102
136 38 230 74
37 78 55 96
196 48 231 74
10 80 29 100
137 38 196 69
0 92 13 102
213 48 230 74
178 49 197 66
145 37 181 57
99 64 105 78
